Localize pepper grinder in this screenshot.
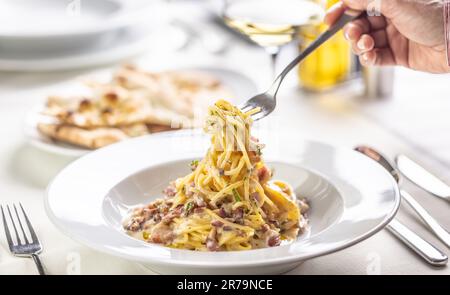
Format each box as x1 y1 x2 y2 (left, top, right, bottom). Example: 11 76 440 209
363 66 395 99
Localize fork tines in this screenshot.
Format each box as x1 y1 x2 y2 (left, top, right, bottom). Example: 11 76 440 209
240 103 255 113
1 203 40 252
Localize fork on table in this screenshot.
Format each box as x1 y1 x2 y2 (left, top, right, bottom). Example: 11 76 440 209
1 203 45 275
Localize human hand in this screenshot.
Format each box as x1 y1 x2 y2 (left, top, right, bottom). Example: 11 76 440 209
325 0 450 73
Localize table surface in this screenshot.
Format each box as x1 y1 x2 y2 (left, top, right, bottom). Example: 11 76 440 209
0 10 449 275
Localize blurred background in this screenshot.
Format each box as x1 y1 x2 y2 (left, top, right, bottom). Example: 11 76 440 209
0 0 449 183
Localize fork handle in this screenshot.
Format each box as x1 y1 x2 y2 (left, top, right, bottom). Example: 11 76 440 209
387 220 448 266
270 8 363 95
31 254 46 275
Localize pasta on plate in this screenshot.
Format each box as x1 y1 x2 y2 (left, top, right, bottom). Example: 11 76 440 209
123 100 309 251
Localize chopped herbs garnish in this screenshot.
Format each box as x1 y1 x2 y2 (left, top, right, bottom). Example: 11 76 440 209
256 145 262 156
189 160 199 171
232 188 242 202
184 202 194 214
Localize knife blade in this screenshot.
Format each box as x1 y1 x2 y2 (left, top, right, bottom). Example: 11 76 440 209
396 155 450 202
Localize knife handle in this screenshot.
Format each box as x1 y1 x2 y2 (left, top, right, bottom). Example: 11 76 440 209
401 190 450 248
387 219 448 266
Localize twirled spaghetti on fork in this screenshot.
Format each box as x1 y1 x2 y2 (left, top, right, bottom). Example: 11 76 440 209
124 100 308 251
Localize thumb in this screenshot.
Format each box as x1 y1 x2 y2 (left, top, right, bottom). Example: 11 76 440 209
324 0 389 26
341 0 372 10
342 0 390 15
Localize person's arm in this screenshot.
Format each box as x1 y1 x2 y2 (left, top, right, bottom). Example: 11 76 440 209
444 0 450 66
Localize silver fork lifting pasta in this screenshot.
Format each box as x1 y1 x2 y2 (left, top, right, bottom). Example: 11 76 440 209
123 100 309 251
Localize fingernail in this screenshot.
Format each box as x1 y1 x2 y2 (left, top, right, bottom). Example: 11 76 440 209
357 39 365 50
362 53 372 65
344 31 350 40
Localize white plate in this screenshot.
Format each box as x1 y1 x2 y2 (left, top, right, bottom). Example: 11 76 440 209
0 0 160 38
0 0 165 55
0 25 166 72
24 68 258 157
45 130 400 274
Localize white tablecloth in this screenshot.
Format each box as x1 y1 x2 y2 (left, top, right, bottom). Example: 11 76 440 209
0 30 449 275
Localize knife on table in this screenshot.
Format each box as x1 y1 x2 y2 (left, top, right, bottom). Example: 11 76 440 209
396 155 450 202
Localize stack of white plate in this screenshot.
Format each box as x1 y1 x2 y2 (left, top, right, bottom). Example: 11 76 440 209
0 0 168 71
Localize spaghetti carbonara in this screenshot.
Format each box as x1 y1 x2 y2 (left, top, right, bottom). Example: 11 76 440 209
124 100 308 251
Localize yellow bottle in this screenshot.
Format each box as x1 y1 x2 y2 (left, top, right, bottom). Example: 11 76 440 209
298 0 351 91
